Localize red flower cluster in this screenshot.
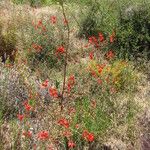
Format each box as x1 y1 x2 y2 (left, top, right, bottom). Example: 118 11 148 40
49 87 58 98
37 20 42 27
68 140 76 149
106 50 115 59
89 69 97 78
50 16 57 24
75 124 79 129
33 19 47 32
37 131 49 140
67 75 75 93
63 18 68 25
63 130 72 138
99 32 105 42
23 101 32 111
89 51 94 60
56 46 65 55
23 131 32 138
97 78 102 85
88 36 99 47
97 64 106 74
110 32 115 43
68 107 76 115
58 118 69 128
17 114 24 121
40 79 49 89
32 43 43 53
25 103 32 111
86 32 105 48
82 130 94 142
85 31 116 49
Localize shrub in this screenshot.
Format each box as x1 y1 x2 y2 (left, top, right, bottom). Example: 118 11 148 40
115 4 150 60
78 0 118 39
78 3 100 38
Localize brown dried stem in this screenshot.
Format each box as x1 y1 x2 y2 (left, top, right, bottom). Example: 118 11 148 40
59 0 70 111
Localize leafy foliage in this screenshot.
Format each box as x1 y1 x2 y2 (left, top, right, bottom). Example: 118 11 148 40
115 5 150 60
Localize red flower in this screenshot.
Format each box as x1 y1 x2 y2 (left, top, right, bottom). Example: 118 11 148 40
82 130 94 142
24 103 32 111
88 36 99 47
32 43 42 52
88 37 93 44
17 114 24 121
75 124 79 129
56 46 65 55
63 18 68 25
37 19 43 27
87 133 94 142
50 16 57 24
90 69 97 78
97 64 106 74
97 78 102 85
84 44 89 48
23 100 28 106
68 107 76 115
49 87 58 98
33 144 36 150
110 32 115 43
89 52 94 60
98 32 104 42
68 75 75 85
106 50 115 59
23 131 32 138
110 87 116 94
37 131 49 140
41 79 49 89
63 130 72 138
58 118 69 128
67 84 72 93
42 26 47 32
67 75 75 93
68 140 76 149
47 145 54 150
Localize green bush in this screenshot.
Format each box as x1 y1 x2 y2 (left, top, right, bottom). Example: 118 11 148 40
78 1 102 38
115 5 150 60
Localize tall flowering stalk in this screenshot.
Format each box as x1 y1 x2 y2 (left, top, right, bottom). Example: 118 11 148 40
59 0 70 110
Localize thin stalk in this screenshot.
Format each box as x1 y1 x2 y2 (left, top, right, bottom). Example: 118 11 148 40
59 0 70 110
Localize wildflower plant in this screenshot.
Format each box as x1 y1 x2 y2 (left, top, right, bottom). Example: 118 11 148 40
0 0 142 150
28 18 62 69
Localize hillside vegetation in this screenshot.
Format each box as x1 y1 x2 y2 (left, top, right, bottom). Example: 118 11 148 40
0 0 150 150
